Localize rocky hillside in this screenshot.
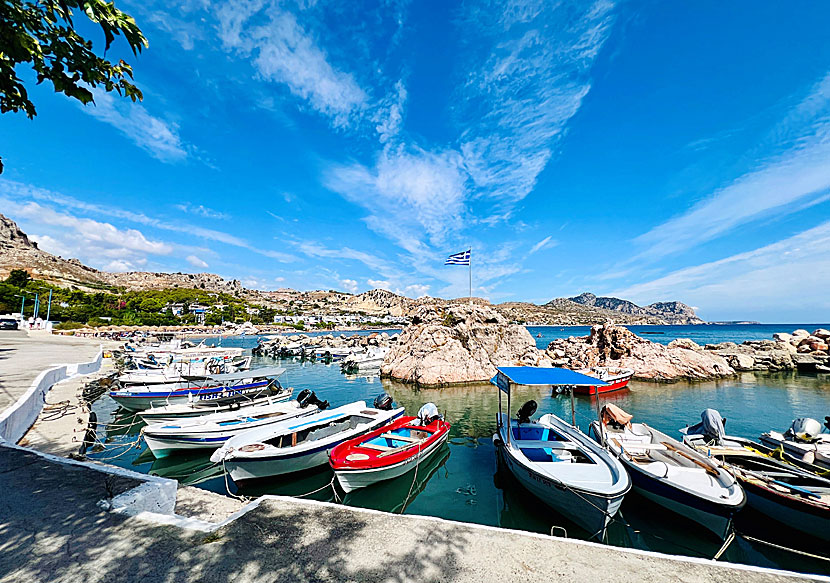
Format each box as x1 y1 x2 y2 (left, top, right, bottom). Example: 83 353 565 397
1 212 707 323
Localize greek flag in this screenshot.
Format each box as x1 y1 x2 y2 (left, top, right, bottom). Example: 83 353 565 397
445 249 471 265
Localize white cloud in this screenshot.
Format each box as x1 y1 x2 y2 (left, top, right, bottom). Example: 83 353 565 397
367 279 391 290
374 80 407 143
610 221 830 321
176 203 228 220
529 235 558 254
84 89 188 162
217 2 367 128
402 283 429 298
340 278 359 293
458 0 616 205
186 255 209 268
632 71 830 262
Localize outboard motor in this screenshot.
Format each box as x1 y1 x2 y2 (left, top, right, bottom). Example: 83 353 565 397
788 418 822 442
416 403 443 425
686 409 726 446
373 393 394 411
297 390 329 410
516 400 537 425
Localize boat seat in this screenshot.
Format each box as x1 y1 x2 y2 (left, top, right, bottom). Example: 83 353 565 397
616 443 667 451
362 443 394 451
379 432 421 443
509 440 579 450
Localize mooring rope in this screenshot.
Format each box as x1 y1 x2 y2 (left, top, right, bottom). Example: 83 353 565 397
399 440 424 514
739 532 830 563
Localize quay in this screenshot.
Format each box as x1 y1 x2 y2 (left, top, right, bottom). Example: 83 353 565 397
0 331 825 582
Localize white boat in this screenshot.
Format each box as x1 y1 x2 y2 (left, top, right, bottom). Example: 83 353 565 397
118 355 252 386
492 367 631 538
211 398 404 482
143 391 329 458
588 405 744 539
759 418 830 470
139 385 293 424
340 347 389 373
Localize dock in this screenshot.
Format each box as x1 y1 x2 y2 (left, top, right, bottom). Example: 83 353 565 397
0 330 825 583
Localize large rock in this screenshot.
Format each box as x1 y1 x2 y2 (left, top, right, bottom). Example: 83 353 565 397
380 303 550 386
773 332 793 343
545 324 734 382
813 329 830 340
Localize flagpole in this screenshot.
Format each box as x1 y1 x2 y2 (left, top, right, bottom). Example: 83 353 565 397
468 248 472 304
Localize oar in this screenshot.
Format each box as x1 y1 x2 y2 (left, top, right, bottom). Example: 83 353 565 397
661 441 720 477
733 465 823 500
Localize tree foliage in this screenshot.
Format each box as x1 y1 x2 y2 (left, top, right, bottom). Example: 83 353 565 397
5 268 31 287
0 0 148 172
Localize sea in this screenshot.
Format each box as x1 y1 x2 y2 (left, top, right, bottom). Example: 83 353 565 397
89 324 830 575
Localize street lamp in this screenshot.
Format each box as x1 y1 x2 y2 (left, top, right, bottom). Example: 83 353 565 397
13 293 27 318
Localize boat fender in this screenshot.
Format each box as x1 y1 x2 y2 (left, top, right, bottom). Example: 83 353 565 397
517 401 537 424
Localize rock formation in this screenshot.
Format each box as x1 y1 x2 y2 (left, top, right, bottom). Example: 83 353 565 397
381 303 550 386
545 324 734 382
702 328 830 372
563 292 705 325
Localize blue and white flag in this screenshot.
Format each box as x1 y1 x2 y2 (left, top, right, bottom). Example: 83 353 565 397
445 249 471 265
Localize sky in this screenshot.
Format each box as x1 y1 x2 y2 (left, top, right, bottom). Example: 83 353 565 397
2 1 830 322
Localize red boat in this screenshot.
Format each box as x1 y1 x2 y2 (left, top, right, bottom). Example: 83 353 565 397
572 367 634 395
329 404 450 493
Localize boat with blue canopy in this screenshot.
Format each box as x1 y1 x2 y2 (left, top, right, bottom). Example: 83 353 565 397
492 367 631 538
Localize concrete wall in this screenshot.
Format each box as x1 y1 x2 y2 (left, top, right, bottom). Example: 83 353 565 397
0 347 103 444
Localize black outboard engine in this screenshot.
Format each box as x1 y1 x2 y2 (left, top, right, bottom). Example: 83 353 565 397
517 400 537 424
297 389 329 410
373 393 394 411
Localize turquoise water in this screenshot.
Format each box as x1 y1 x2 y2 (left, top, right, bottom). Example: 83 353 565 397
89 327 830 576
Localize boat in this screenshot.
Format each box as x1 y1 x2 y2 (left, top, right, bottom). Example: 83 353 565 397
142 390 329 458
492 367 631 537
759 417 830 470
109 366 286 412
572 367 633 395
340 347 389 374
682 409 830 542
329 403 450 493
118 355 252 386
139 384 293 424
211 395 404 482
588 404 744 539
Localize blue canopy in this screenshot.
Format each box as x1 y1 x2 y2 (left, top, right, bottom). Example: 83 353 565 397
492 366 607 391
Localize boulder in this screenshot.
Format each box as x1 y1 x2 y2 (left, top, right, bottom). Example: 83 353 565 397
726 354 755 371
381 303 550 386
773 332 793 343
667 338 701 351
813 329 830 340
792 329 810 337
810 342 829 353
545 324 734 382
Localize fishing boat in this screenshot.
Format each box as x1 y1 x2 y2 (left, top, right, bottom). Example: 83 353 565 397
139 384 293 424
340 347 389 374
329 403 450 493
682 410 830 542
211 395 404 482
571 367 633 395
588 404 744 539
492 367 631 538
118 355 252 386
109 366 286 412
142 390 329 458
759 417 830 470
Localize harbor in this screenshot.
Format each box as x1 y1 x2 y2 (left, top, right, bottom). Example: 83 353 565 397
2 324 829 580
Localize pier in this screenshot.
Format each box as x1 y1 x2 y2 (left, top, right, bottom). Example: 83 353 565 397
0 332 826 582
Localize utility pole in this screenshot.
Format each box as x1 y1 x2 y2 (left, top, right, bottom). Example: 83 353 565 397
46 289 53 322
14 294 26 318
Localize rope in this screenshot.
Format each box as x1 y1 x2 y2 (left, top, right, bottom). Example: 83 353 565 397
739 532 830 563
221 460 252 503
399 441 424 513
712 528 735 560
294 476 337 499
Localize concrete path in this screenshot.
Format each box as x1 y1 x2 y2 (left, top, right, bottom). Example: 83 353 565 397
0 330 107 411
0 446 820 583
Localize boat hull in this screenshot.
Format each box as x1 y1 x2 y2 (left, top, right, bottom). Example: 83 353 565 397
742 480 830 543
572 376 631 395
496 437 623 536
334 432 449 493
110 381 271 412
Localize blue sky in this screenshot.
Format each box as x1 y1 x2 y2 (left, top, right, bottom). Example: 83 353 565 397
2 1 830 322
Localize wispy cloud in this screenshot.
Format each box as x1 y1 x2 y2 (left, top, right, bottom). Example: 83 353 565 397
610 221 830 320
186 255 209 268
216 1 368 128
529 235 558 254
631 71 830 262
175 203 229 220
83 89 189 162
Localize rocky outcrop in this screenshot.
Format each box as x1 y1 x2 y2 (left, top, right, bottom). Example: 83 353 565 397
564 292 705 325
545 324 734 382
703 328 830 372
381 303 550 386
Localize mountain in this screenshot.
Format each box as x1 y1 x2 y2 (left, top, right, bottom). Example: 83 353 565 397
558 292 704 325
0 213 706 324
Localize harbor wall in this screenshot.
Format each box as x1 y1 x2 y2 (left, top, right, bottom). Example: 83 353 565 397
0 347 103 443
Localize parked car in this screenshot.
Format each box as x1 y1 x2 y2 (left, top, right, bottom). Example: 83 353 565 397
0 318 19 330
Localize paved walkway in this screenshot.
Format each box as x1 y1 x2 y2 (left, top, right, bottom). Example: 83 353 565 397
0 330 106 411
